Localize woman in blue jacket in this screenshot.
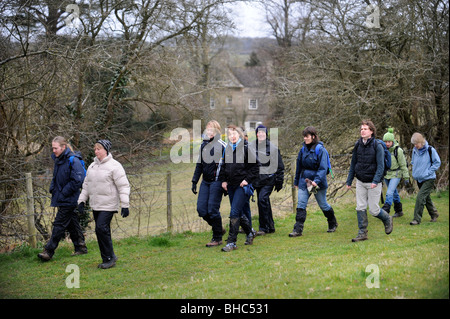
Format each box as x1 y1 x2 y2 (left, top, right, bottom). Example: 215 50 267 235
38 136 87 261
289 127 337 237
410 133 441 225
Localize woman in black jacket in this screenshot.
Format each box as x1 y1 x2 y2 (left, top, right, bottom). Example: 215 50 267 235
192 120 227 247
219 125 260 252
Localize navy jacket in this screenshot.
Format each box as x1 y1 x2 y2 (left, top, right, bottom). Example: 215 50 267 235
294 141 329 190
346 137 385 185
49 148 85 207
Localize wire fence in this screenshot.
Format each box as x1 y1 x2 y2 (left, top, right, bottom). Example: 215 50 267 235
0 146 448 251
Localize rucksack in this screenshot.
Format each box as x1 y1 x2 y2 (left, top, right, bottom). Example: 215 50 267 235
69 152 87 176
301 143 334 178
354 139 391 176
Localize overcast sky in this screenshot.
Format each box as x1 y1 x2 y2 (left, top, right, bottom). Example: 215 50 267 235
228 2 272 38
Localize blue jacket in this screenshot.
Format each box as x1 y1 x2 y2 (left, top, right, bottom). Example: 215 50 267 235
411 142 441 183
294 141 329 190
49 148 85 207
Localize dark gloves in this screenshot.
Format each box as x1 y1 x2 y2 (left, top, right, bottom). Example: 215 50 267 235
121 207 129 218
191 182 197 195
274 183 283 192
76 202 85 214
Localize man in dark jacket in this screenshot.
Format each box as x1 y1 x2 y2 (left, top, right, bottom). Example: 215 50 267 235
252 125 284 235
38 136 87 261
346 120 393 242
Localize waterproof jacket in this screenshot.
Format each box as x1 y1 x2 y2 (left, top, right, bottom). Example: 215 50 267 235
251 139 285 188
294 141 329 190
385 140 409 180
411 141 441 183
346 137 385 185
192 134 227 184
218 139 260 186
50 147 85 207
78 153 130 211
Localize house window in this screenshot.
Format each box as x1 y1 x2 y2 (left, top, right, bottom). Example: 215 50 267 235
226 96 232 105
249 99 258 110
249 122 257 129
226 117 233 124
210 98 215 109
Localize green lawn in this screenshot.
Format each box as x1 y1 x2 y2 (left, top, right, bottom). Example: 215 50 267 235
0 190 448 299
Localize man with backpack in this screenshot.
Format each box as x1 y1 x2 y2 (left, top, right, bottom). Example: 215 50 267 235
346 120 393 242
38 136 87 261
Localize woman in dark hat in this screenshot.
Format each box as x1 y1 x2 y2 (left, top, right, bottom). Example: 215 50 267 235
77 139 130 269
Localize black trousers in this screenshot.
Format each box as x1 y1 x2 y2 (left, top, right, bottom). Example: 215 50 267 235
45 206 85 255
94 211 116 262
256 185 275 232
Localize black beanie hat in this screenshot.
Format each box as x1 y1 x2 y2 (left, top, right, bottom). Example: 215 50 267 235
97 139 112 154
255 124 267 134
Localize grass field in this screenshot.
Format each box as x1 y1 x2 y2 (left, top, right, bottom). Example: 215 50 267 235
0 188 448 299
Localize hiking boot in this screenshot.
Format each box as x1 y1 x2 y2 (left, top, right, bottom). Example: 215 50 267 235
288 231 302 237
410 220 420 225
255 230 267 236
352 231 368 242
221 242 237 252
206 239 222 247
393 202 403 217
430 212 439 222
38 249 53 261
244 230 255 245
71 245 88 256
98 259 116 269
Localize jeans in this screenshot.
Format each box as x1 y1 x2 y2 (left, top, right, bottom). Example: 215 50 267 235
227 185 250 219
94 211 116 262
45 206 85 254
413 179 438 222
384 178 401 206
196 180 223 221
297 187 331 211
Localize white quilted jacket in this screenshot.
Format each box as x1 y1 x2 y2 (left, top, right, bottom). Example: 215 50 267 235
78 153 130 211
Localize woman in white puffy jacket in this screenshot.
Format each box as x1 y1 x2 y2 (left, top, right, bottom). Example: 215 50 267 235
77 140 130 269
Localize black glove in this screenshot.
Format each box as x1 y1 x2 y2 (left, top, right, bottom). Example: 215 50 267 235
121 207 129 218
76 202 85 214
191 182 197 195
274 183 283 192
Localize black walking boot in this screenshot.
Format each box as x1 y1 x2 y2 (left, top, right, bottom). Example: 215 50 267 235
322 207 338 233
393 202 403 218
239 216 255 245
381 202 391 214
289 208 306 237
352 210 369 242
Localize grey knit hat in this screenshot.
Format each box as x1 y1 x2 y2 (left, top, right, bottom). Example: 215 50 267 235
97 139 112 154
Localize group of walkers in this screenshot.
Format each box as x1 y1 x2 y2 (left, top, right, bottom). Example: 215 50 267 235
38 118 441 267
192 119 441 251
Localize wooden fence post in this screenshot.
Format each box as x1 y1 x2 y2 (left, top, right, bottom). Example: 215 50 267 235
166 171 173 233
25 173 37 248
